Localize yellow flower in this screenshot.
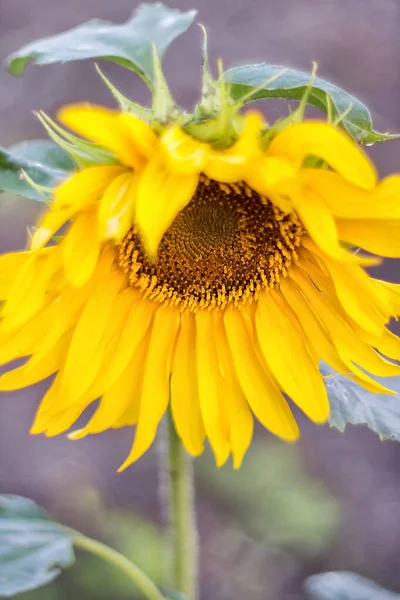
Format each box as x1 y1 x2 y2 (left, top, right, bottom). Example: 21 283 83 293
1 104 400 470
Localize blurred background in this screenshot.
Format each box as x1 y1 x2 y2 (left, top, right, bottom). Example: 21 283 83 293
1 1 400 599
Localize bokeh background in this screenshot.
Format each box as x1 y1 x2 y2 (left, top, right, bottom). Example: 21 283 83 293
1 1 400 599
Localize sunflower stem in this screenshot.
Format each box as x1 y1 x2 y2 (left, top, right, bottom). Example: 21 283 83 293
164 410 198 600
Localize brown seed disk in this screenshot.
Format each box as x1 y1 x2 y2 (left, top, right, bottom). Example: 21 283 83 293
117 177 303 311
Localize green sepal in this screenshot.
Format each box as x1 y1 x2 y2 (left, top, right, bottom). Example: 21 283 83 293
188 50 242 147
95 64 152 122
224 64 400 145
150 45 179 126
37 111 118 168
194 25 222 120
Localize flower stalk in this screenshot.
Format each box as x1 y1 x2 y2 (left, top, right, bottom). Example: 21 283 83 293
165 411 198 600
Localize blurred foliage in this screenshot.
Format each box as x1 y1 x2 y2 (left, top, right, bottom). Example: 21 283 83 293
10 438 340 600
198 439 339 556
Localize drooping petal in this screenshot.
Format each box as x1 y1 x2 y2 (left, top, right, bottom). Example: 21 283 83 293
268 122 377 189
244 156 298 212
291 266 400 377
279 276 394 394
58 271 124 400
170 312 205 456
70 335 148 439
318 251 394 335
256 289 330 422
100 297 157 391
293 190 379 266
58 105 149 168
119 113 159 160
98 172 138 241
337 218 400 258
136 152 198 258
1 248 61 331
0 251 32 300
214 312 253 468
300 170 400 219
204 112 264 183
118 306 180 470
0 332 71 390
63 208 101 286
161 126 210 174
195 309 231 466
31 166 126 251
224 307 299 440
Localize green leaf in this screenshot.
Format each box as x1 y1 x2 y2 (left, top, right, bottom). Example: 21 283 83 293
0 495 75 597
0 140 74 201
225 64 400 144
6 3 197 86
322 365 400 440
304 571 400 599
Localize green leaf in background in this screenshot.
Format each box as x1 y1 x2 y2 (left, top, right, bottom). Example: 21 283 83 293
0 495 75 598
6 3 197 87
225 64 400 144
323 366 400 440
304 571 400 600
0 140 74 201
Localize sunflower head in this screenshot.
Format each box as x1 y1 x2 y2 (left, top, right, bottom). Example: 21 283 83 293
2 9 400 471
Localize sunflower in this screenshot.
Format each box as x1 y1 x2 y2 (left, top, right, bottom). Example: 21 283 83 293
1 103 400 470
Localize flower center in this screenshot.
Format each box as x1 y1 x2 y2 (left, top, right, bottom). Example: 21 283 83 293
117 176 303 311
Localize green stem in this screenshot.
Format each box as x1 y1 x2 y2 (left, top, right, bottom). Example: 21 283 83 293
73 535 165 600
166 411 198 600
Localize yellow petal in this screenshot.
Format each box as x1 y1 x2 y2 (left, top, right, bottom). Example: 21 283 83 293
279 276 393 395
58 104 147 168
98 172 137 241
118 306 180 470
213 312 253 468
45 398 95 437
300 169 400 220
0 251 31 300
195 309 231 466
63 208 101 286
256 289 330 423
293 191 379 266
59 272 124 399
0 303 55 365
170 312 205 456
244 156 299 212
1 248 60 331
224 307 299 440
337 218 400 258
291 266 400 377
160 126 210 174
136 153 198 258
52 166 127 212
70 336 147 439
101 297 157 391
119 113 158 160
320 253 394 334
203 112 264 183
0 332 70 391
268 122 377 189
31 166 126 251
